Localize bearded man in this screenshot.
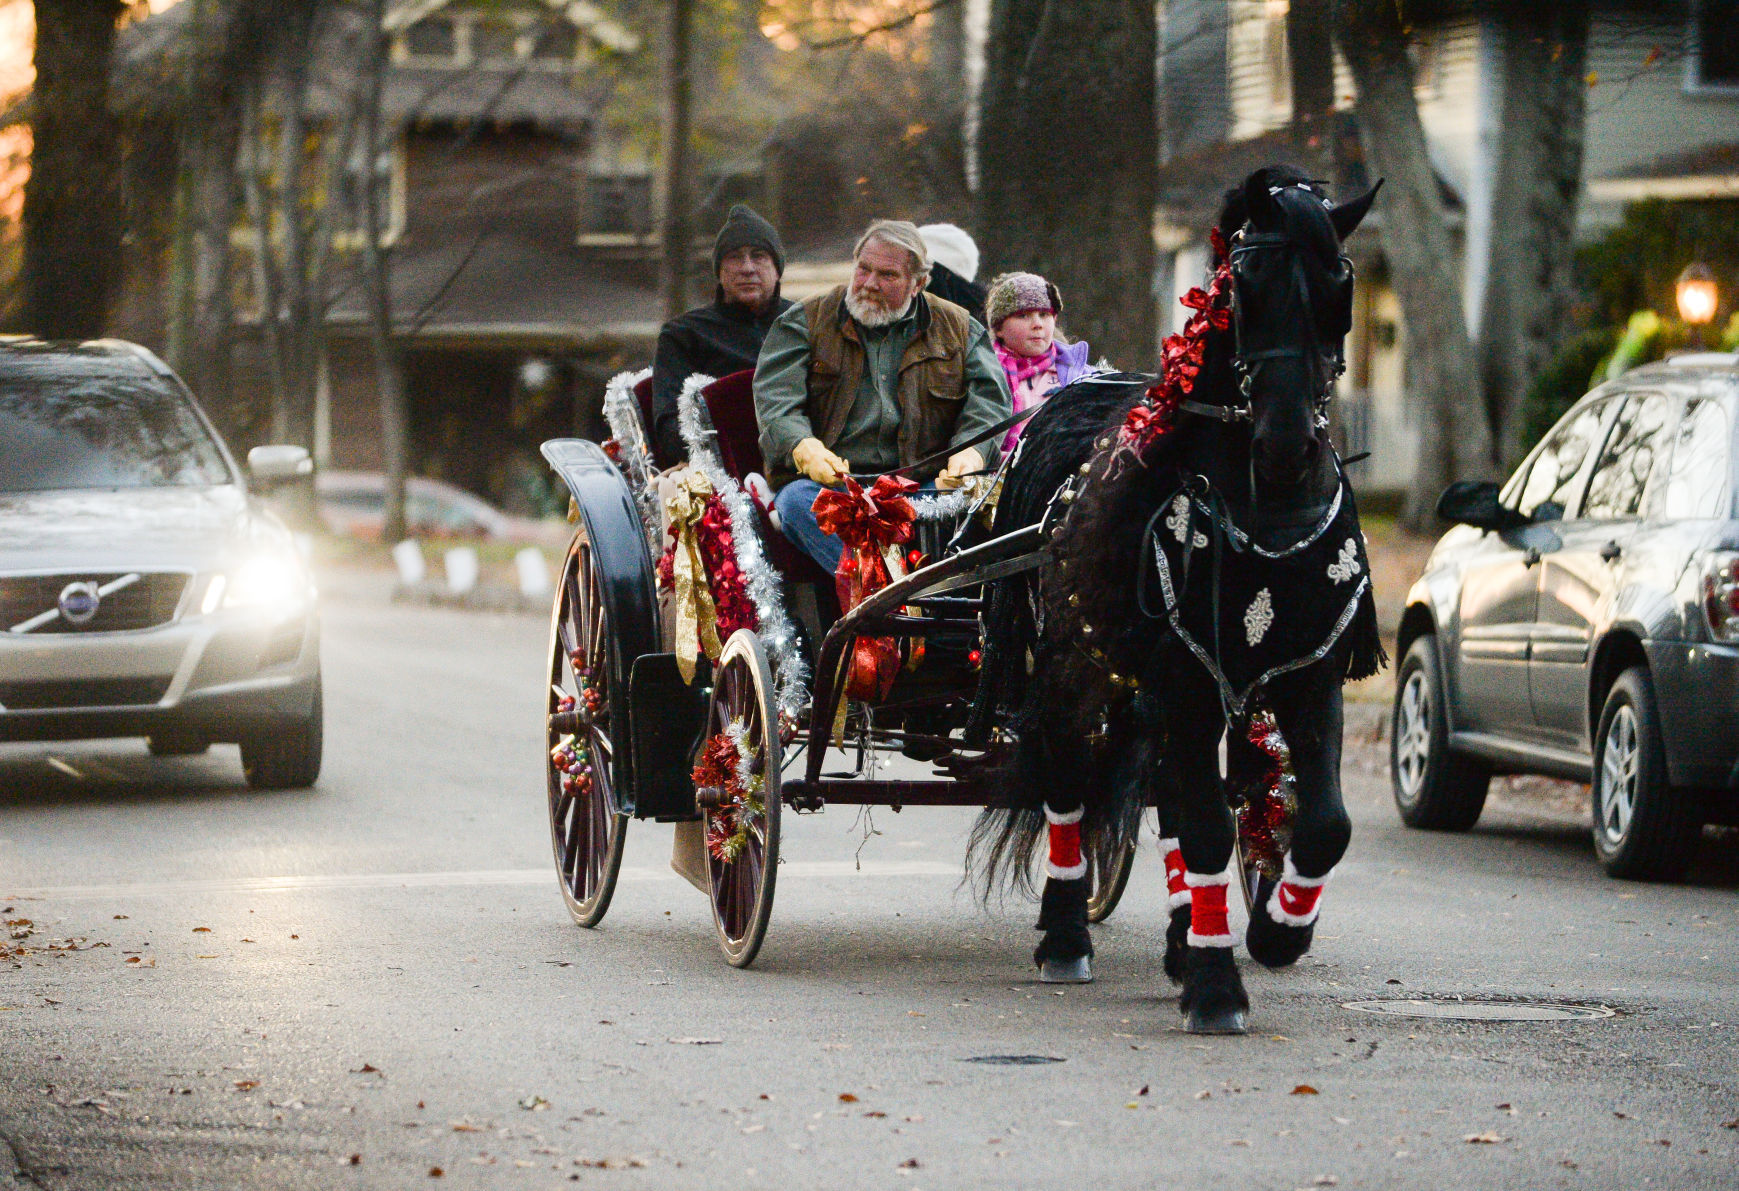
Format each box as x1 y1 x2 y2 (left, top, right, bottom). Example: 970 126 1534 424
752 219 1012 572
649 204 793 468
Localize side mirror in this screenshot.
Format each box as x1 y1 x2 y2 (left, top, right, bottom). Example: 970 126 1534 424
1437 480 1527 532
247 444 313 490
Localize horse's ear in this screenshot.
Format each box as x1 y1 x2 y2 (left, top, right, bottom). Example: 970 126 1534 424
1329 179 1382 241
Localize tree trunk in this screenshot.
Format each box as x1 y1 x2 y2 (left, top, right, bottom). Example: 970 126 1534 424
977 0 1156 369
1287 0 1335 137
183 99 242 421
1332 0 1492 531
356 0 409 544
658 0 693 322
1477 2 1589 467
23 0 124 340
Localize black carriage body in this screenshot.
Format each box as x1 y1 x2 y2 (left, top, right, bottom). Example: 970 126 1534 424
541 438 703 821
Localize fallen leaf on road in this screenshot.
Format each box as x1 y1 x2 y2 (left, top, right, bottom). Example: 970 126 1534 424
1312 1178 1339 1187
741 1124 765 1133
427 1167 443 1178
113 915 127 920
240 938 254 943
898 1158 920 1169
903 1115 923 1123
43 998 60 1006
195 955 218 959
1614 1111 1632 1120
838 1093 859 1103
124 956 155 967
450 1120 483 1133
1291 1085 1319 1095
1722 1119 1739 1130
518 1096 549 1112
352 1064 382 1076
864 1111 887 1119
1228 1139 1250 1146
192 927 211 933
1136 1085 1150 1096
1194 1091 1211 1100
233 1081 259 1091
1464 1132 1506 1144
1332 1116 1351 1125
341 1154 361 1165
667 1037 721 1045
1655 1139 1671 1146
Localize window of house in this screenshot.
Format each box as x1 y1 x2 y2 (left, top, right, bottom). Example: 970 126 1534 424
472 18 519 63
583 174 652 237
1693 0 1739 88
1510 399 1611 519
404 17 457 60
1660 394 1734 519
530 20 578 63
1582 392 1676 521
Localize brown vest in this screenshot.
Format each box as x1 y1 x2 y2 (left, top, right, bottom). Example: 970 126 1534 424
772 287 972 486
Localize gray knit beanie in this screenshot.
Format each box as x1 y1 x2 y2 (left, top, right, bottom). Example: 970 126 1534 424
712 204 785 275
985 272 1062 331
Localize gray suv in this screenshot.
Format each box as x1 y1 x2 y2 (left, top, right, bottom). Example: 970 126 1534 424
0 339 322 788
1392 352 1738 880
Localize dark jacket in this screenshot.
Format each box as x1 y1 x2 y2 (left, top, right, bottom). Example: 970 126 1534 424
926 262 987 326
650 294 793 467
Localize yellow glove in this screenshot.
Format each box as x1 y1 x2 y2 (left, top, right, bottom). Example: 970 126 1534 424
792 437 850 485
935 447 984 490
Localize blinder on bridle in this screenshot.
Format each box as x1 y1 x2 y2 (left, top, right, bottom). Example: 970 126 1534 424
1212 186 1356 430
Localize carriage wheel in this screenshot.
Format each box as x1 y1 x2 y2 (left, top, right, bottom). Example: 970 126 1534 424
1085 837 1136 924
546 529 629 928
699 631 782 968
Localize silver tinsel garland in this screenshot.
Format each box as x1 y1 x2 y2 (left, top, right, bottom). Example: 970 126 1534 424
600 367 659 553
675 374 810 720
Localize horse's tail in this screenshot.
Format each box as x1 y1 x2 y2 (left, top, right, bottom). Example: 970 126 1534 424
965 683 1157 903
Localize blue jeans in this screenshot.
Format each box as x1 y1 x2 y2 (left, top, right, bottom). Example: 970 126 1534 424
774 479 938 574
774 480 844 572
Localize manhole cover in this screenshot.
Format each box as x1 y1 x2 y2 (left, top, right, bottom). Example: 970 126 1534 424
960 1054 1066 1065
1343 999 1615 1022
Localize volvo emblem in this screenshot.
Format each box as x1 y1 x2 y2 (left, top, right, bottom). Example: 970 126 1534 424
57 581 102 626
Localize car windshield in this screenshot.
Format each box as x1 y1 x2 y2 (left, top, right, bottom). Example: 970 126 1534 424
0 370 231 492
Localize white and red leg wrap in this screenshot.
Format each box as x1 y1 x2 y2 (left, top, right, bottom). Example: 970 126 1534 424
1184 869 1237 948
1159 838 1190 910
1043 804 1086 880
1266 854 1333 927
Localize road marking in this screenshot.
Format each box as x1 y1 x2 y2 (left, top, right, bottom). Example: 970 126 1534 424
4 860 962 902
45 757 82 779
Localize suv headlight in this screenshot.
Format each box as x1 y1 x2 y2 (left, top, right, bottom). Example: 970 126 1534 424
1702 552 1739 642
202 554 310 618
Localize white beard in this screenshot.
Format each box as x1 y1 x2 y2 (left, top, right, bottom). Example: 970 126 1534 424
845 287 912 328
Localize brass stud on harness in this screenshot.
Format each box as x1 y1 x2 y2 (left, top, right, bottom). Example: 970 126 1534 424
1067 594 1081 607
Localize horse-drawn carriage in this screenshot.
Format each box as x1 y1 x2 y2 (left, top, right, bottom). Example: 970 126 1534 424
538 168 1385 1033
538 367 1134 968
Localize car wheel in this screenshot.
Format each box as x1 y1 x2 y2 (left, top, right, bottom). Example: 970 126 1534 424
1390 636 1490 831
241 678 324 790
147 731 209 757
1591 667 1702 881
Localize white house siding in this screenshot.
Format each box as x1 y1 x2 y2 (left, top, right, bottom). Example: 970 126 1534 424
1580 12 1739 225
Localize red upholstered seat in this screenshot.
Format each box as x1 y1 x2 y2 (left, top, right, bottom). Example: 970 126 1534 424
700 370 763 482
631 376 656 444
700 370 833 587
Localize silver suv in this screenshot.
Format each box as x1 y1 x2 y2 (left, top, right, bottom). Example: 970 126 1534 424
0 339 322 788
1393 353 1738 881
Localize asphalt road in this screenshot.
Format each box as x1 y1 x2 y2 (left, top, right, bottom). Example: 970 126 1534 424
1 587 1736 1190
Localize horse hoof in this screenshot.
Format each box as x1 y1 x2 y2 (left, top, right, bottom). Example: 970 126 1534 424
1040 956 1093 984
1185 1006 1248 1035
1246 877 1316 968
1163 905 1190 984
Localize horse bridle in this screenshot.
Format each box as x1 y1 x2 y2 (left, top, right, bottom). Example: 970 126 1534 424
1182 207 1352 430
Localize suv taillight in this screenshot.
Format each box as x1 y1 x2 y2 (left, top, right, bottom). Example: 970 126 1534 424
1703 552 1739 641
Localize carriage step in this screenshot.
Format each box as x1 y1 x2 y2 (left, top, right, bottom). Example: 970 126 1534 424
1039 956 1093 984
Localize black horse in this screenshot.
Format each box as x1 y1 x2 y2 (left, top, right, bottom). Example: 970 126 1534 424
968 165 1384 1034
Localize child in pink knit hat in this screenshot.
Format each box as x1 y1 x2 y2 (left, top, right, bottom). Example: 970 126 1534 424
985 272 1099 455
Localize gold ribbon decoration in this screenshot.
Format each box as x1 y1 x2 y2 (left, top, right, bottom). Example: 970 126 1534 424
665 469 723 684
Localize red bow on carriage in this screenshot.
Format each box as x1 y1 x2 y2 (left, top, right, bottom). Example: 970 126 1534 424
812 475 919 701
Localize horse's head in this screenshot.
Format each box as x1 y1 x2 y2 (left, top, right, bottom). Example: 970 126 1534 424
1217 166 1379 489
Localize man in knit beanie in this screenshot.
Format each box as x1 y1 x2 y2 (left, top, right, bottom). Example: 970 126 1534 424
649 204 793 467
